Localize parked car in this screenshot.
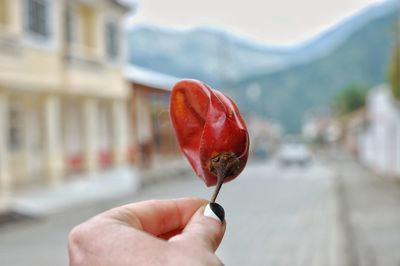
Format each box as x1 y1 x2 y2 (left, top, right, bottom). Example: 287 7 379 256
278 142 311 166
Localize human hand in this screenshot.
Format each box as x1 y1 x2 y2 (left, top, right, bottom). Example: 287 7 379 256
68 197 226 266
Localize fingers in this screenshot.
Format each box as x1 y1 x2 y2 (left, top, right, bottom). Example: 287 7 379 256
169 203 226 252
100 197 226 253
105 197 208 236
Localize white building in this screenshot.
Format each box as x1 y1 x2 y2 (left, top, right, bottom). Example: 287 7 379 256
359 85 400 177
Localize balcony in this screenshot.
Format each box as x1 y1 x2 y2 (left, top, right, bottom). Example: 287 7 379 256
64 43 104 71
0 26 21 56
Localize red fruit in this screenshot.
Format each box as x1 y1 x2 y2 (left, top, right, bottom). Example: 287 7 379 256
170 79 249 189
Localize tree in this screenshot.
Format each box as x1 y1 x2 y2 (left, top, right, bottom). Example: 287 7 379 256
332 84 367 116
389 43 400 101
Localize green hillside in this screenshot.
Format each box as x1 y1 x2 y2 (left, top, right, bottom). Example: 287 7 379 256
232 10 398 132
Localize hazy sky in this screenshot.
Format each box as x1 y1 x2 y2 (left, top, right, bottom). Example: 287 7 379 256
128 0 384 46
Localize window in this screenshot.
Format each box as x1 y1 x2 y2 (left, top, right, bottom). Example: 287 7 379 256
78 5 95 48
0 0 8 26
26 0 49 37
8 105 23 152
65 7 74 43
105 20 119 60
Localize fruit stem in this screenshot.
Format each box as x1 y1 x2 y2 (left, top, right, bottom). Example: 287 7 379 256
210 172 224 203
208 151 240 203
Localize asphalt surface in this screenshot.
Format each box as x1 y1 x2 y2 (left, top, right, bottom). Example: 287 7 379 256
1 154 400 266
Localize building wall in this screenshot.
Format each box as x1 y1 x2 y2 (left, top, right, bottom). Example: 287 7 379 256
98 100 114 168
0 0 128 98
359 86 400 177
0 0 131 197
62 98 84 174
130 83 181 168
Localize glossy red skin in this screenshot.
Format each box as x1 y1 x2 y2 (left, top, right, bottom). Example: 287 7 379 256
170 79 249 187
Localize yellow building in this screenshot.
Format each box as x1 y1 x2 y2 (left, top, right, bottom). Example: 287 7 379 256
0 0 131 199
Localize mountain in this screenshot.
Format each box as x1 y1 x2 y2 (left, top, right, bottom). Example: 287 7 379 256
128 0 400 132
233 1 399 132
128 25 295 86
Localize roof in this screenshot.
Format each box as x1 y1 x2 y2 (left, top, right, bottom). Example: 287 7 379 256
109 0 131 11
124 65 180 91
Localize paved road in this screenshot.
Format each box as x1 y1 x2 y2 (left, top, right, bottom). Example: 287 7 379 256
1 155 400 266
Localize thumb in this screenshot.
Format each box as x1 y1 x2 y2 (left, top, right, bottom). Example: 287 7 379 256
169 203 226 252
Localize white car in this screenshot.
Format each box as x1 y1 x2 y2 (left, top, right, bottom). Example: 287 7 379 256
278 142 311 166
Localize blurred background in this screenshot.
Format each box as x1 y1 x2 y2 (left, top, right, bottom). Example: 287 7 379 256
0 0 400 265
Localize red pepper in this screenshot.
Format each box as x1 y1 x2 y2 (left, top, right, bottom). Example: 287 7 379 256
170 79 249 200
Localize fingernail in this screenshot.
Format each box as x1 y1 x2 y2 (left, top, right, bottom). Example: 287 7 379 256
204 203 225 222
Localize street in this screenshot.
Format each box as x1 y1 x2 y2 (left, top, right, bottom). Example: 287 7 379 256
1 153 400 266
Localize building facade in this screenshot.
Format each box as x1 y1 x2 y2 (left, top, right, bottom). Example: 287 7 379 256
358 85 400 177
0 0 131 199
126 65 181 169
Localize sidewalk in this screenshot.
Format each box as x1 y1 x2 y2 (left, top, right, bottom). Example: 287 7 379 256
7 166 140 216
329 152 400 266
138 157 192 186
1 157 192 216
